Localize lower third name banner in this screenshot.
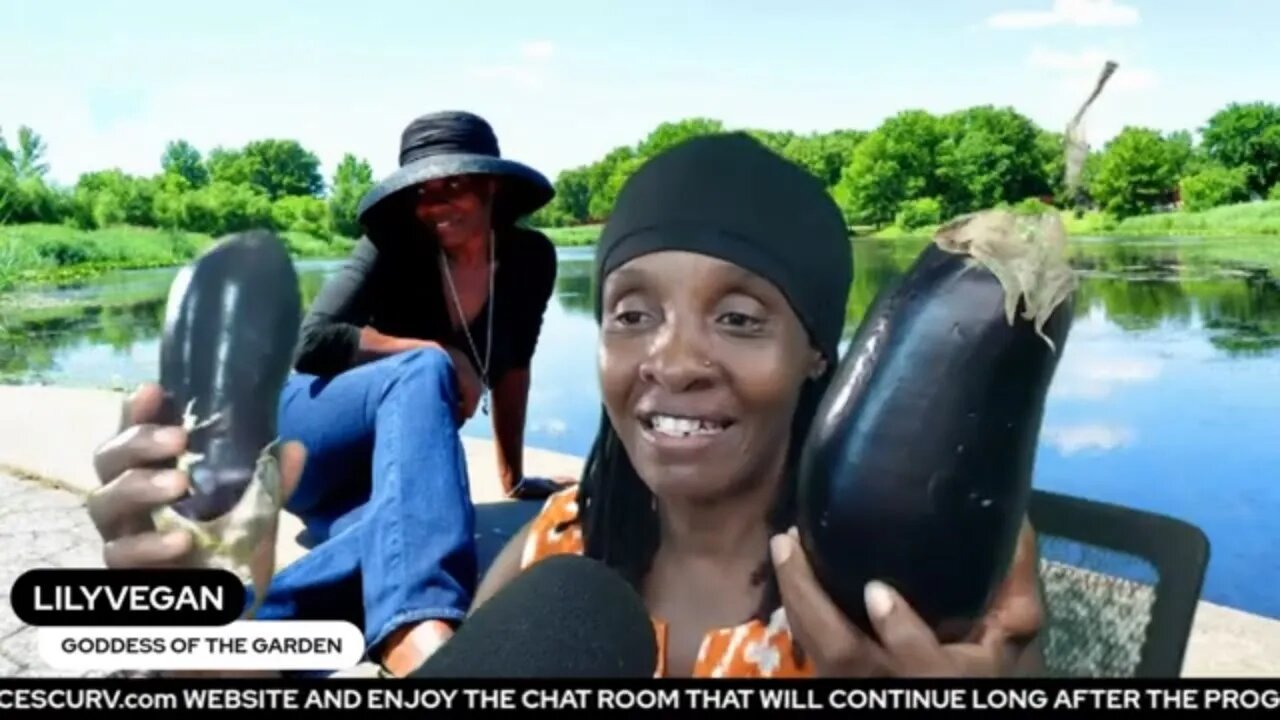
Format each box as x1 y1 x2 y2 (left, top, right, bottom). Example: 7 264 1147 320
35 621 364 672
1 681 1279 715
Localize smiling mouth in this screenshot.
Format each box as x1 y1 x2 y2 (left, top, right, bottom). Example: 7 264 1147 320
641 413 735 438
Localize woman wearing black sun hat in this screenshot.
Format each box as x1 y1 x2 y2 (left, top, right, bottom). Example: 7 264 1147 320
86 110 571 677
270 110 571 672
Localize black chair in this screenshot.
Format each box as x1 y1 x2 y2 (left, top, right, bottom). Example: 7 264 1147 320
471 488 1212 678
1028 488 1210 678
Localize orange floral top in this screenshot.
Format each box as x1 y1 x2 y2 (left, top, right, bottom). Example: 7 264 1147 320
520 486 814 678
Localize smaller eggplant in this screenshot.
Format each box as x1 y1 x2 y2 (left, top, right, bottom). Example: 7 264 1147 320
795 210 1075 642
150 230 300 608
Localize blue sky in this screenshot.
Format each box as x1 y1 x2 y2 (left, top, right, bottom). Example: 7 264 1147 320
3 0 1274 187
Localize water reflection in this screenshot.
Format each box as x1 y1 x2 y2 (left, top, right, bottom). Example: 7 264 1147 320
1 240 1278 618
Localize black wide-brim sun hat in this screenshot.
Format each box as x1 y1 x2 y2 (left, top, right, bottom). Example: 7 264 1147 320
356 111 555 229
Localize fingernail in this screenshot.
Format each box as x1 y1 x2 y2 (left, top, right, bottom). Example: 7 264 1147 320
162 531 190 550
865 580 895 620
151 471 186 494
787 526 800 542
769 533 793 566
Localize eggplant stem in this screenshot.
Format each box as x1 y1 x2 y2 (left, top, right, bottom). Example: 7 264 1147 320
930 60 1118 352
177 399 224 472
152 441 284 620
933 210 1075 352
1064 60 1119 199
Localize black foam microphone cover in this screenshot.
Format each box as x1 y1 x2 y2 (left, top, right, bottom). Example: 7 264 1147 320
412 554 658 678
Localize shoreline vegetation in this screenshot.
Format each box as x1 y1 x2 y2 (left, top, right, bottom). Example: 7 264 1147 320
2 203 1278 297
3 100 1278 291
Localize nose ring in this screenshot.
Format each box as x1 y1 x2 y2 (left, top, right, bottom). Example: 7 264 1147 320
703 360 713 368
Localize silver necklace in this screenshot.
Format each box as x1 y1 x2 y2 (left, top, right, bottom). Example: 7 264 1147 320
439 230 495 415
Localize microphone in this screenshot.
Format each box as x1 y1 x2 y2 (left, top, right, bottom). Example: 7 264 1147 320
412 554 658 678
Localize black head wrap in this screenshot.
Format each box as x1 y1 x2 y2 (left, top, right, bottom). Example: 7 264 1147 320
594 132 852 363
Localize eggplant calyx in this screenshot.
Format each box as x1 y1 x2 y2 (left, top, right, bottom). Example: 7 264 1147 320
175 398 226 474
152 440 284 619
933 209 1076 352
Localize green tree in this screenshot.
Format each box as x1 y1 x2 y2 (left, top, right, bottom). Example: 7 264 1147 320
180 181 274 236
207 147 256 186
0 169 15 223
328 153 374 238
273 195 333 238
637 118 725 158
1180 165 1251 212
782 131 865 188
745 129 796 155
1200 102 1280 196
0 126 62 224
585 146 641 221
1036 130 1068 202
0 127 14 172
1088 127 1184 218
531 165 591 227
71 170 157 229
11 126 49 181
207 140 324 200
833 110 944 226
934 106 1049 216
161 140 209 188
550 166 591 223
896 197 942 231
152 172 192 229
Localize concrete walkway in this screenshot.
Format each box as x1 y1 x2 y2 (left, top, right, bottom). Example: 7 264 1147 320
0 384 1276 677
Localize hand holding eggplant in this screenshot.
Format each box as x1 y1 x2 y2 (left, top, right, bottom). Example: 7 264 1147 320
791 60 1118 644
88 383 307 592
770 525 1042 677
89 230 306 618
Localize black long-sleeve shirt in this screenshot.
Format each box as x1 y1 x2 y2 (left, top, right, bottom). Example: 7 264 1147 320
293 225 558 385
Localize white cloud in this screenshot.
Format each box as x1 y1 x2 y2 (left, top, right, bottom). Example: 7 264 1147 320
1042 423 1135 455
1029 47 1158 92
521 40 556 60
1050 355 1163 400
987 0 1140 30
531 418 568 438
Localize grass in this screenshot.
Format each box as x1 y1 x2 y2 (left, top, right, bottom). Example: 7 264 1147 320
867 200 1280 241
0 224 354 292
540 225 601 247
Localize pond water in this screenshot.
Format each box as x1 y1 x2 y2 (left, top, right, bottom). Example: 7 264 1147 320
1 240 1278 620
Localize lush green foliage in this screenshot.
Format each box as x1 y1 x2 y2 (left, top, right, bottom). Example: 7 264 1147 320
895 197 942 231
1088 127 1185 218
1180 165 1251 213
529 101 1280 235
0 127 374 243
3 98 1278 259
0 223 354 292
1200 102 1280 197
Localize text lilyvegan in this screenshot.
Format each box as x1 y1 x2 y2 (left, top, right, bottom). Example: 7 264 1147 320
34 585 224 612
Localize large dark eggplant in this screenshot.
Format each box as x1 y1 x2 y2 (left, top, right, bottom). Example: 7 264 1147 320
150 230 300 600
159 229 301 521
794 210 1075 641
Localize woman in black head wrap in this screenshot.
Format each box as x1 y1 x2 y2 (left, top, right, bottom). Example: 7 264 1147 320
476 133 1044 678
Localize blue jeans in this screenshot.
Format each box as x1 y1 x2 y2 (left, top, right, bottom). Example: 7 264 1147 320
250 346 477 654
